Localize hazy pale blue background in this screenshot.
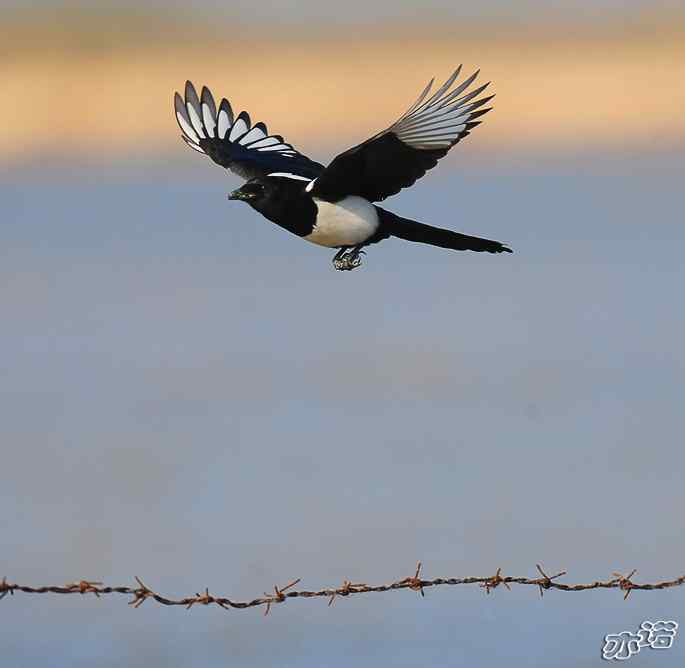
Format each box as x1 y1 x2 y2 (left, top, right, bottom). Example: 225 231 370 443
2 0 685 664
3 144 684 666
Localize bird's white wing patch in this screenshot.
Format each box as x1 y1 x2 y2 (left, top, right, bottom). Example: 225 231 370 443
246 136 280 149
268 172 313 182
389 66 494 149
174 81 304 158
184 83 206 139
216 99 234 138
175 109 200 144
228 114 249 142
200 86 217 137
239 126 268 145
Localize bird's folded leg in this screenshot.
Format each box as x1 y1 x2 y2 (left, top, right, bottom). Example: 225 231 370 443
332 246 365 271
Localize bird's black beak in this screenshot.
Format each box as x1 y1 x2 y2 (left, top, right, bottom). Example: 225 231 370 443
228 188 255 202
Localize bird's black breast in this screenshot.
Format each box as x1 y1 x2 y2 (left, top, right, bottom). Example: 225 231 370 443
251 181 319 238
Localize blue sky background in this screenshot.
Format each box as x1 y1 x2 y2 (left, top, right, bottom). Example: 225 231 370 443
2 145 684 666
2 0 685 665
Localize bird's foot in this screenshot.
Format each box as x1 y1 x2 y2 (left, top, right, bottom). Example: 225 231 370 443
333 255 362 271
332 248 365 271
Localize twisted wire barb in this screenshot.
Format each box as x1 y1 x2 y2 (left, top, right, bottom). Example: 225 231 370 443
1 566 683 615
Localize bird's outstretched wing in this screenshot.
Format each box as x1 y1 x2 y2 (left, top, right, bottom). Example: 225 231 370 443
174 81 324 180
309 67 493 202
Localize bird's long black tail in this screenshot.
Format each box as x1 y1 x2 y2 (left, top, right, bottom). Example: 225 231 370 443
376 207 512 254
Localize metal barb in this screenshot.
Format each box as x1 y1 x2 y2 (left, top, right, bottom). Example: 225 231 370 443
328 579 368 607
481 568 511 595
535 564 566 598
70 580 103 596
612 569 637 600
404 561 425 597
129 576 154 609
0 577 11 601
263 578 301 616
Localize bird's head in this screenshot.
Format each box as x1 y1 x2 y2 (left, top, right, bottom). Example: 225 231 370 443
228 175 311 223
228 178 272 206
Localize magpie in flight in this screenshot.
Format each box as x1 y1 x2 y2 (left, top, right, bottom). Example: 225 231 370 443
174 67 512 270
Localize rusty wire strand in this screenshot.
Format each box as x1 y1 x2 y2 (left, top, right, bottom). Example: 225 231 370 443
1 565 683 614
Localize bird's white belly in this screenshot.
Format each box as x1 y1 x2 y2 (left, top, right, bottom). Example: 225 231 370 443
305 196 379 248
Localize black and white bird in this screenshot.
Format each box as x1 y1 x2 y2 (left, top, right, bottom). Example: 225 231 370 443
174 67 512 271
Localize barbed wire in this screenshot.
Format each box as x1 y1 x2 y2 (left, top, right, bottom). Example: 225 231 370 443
2 565 684 616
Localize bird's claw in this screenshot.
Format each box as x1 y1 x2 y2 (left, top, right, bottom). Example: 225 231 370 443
333 249 365 271
333 256 362 271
